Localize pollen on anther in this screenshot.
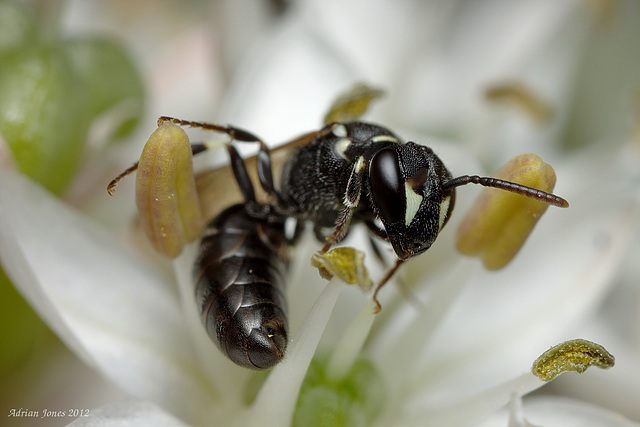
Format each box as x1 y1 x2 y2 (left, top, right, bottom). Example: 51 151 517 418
532 339 615 382
311 247 373 292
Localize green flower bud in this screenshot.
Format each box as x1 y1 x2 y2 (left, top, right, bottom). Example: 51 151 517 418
62 37 144 139
0 45 91 194
293 356 385 427
0 2 37 55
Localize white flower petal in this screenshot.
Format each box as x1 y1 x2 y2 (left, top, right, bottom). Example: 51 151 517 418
522 396 640 427
172 245 252 404
562 2 640 149
478 395 640 427
543 273 640 420
240 278 343 427
371 259 476 389
67 400 188 427
218 0 592 163
0 170 216 423
398 373 542 427
398 151 637 400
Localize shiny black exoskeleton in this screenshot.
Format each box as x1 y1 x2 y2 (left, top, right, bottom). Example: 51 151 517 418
193 202 290 369
190 141 296 370
278 122 456 261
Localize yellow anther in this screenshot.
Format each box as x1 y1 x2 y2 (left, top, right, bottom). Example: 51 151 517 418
323 84 384 125
485 83 553 124
532 339 615 382
311 247 373 292
455 154 558 270
135 122 203 258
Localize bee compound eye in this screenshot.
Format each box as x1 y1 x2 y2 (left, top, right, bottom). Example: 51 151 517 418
369 147 405 226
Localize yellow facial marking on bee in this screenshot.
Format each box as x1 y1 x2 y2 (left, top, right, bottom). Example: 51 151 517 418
335 138 352 159
332 124 348 138
404 182 423 226
438 196 450 231
371 135 399 144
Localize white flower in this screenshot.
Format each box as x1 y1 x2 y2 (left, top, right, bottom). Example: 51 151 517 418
1 141 637 426
2 0 640 425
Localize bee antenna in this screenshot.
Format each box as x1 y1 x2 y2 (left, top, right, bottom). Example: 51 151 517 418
443 175 569 208
106 143 208 196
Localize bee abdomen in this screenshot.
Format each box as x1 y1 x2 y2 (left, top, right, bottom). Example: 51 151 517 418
193 204 289 369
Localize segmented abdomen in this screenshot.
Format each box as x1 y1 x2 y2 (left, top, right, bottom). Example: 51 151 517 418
193 204 289 369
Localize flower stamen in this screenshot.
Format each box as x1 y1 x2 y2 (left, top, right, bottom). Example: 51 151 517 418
485 82 553 124
455 154 560 270
310 247 373 292
135 122 203 258
323 84 384 124
532 339 615 382
326 300 377 382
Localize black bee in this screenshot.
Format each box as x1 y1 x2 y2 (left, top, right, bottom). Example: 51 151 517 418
192 144 295 369
109 86 568 369
164 115 567 299
193 202 291 369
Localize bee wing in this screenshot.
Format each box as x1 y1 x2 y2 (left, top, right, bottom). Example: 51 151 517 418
196 130 318 221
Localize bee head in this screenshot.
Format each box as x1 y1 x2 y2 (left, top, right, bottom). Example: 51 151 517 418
368 143 455 260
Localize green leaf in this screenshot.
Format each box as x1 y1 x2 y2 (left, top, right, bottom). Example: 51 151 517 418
0 1 38 55
0 4 145 194
0 268 47 379
63 37 145 140
0 44 91 194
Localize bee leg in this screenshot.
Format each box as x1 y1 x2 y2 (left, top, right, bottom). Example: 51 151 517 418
364 219 387 240
367 234 388 263
225 144 256 203
372 259 404 314
321 156 366 253
157 116 280 202
367 234 421 310
313 224 332 243
320 207 354 252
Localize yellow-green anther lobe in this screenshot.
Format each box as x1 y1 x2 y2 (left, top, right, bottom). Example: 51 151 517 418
532 339 615 382
323 84 384 124
311 248 373 292
456 154 558 270
135 122 202 258
485 83 554 124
